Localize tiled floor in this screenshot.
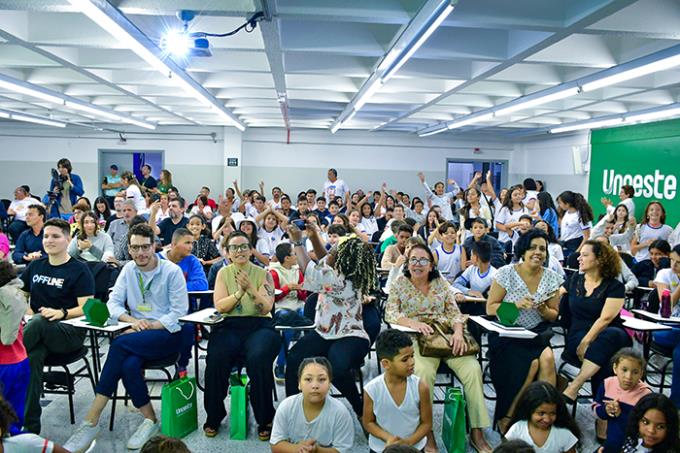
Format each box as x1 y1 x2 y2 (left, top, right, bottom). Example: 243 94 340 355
36 333 668 452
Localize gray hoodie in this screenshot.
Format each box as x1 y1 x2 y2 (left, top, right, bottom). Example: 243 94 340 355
0 278 28 345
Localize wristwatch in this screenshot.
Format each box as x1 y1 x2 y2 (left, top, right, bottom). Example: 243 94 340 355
291 238 305 247
61 308 69 320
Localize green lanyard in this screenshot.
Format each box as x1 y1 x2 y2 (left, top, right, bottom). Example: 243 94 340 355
136 271 154 312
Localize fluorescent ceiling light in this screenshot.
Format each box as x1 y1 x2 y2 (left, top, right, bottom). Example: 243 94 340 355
448 112 493 130
625 106 680 123
382 2 454 82
0 77 64 104
419 125 448 137
0 72 156 129
65 100 122 121
68 0 244 130
0 111 9 119
581 54 680 92
494 87 580 117
550 117 623 134
353 79 383 111
10 113 66 128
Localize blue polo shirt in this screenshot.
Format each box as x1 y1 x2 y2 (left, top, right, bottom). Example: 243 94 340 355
12 228 44 264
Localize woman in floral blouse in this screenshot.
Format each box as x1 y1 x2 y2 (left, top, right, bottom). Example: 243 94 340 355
284 223 378 419
386 243 492 453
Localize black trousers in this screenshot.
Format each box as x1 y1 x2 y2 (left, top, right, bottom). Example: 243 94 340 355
203 317 281 429
284 330 369 416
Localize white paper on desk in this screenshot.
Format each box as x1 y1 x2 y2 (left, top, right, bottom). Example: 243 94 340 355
621 315 672 331
469 316 537 339
179 308 225 325
632 310 680 324
463 296 486 303
390 324 418 334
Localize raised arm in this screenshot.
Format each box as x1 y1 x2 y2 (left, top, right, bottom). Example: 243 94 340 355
484 170 497 201
468 171 482 189
287 224 312 270
148 201 161 235
255 206 272 224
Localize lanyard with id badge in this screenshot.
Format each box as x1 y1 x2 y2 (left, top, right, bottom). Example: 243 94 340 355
136 270 155 313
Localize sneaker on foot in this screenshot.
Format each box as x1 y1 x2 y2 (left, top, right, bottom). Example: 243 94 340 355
126 418 159 450
63 421 100 453
274 365 285 382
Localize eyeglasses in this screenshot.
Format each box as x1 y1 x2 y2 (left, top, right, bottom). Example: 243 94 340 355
409 257 431 266
129 244 153 252
228 244 250 253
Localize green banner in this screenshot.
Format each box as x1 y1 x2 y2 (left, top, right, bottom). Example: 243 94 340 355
589 118 680 226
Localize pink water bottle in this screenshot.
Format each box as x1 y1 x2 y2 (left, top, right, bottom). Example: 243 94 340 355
660 289 672 318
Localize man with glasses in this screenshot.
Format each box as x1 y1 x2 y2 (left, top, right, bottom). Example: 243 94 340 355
63 223 188 452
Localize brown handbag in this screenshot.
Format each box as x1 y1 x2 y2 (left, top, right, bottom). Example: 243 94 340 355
417 321 480 358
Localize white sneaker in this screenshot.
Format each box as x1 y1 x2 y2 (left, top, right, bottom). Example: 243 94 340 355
126 418 159 450
63 421 100 453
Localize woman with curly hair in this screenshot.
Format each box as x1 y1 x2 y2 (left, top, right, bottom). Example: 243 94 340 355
560 240 631 406
284 222 377 420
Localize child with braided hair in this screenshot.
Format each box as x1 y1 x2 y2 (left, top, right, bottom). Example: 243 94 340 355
284 222 377 419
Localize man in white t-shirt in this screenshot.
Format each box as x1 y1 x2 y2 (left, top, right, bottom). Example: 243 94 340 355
323 168 349 203
7 186 36 242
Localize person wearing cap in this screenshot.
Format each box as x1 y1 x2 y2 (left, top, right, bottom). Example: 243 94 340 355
102 165 123 207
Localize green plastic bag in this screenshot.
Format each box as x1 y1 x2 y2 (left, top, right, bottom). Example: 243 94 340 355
161 376 198 438
441 387 466 453
229 373 250 440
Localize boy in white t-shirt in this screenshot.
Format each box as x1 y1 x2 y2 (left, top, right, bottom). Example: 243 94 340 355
363 330 431 453
453 240 496 343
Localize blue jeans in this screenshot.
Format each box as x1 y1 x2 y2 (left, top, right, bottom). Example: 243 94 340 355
0 359 30 435
95 329 181 408
272 308 305 367
653 327 680 406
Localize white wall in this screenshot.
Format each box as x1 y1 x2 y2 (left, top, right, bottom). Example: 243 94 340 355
0 122 592 207
0 124 225 202
240 128 516 199
513 131 591 198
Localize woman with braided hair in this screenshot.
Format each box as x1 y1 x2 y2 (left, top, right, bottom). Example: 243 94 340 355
284 222 377 419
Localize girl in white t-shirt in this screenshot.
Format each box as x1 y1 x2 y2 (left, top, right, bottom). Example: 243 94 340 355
347 209 369 242
121 171 146 213
631 202 674 263
270 357 354 453
256 209 288 260
495 185 529 249
506 381 580 453
556 190 593 258
620 393 680 453
534 220 564 264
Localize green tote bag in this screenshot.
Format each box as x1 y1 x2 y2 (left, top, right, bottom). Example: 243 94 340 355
441 387 467 453
161 376 198 438
229 373 250 440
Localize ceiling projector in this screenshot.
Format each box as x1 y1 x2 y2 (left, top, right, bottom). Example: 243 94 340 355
161 9 264 60
161 10 212 58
